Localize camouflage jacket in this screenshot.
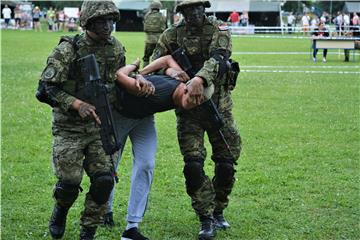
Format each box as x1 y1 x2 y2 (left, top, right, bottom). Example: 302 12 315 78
152 17 232 91
40 33 125 128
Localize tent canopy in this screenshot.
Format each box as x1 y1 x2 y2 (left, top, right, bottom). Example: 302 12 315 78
343 2 360 13
206 0 282 13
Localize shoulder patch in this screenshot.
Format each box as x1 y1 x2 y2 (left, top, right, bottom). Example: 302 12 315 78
218 35 229 48
43 66 56 80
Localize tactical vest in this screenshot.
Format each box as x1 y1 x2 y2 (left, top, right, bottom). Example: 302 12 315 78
144 11 166 33
174 22 216 73
60 34 124 104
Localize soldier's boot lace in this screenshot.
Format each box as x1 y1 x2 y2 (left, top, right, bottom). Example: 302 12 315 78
79 226 97 240
49 204 69 239
198 216 216 240
214 212 231 230
103 211 115 227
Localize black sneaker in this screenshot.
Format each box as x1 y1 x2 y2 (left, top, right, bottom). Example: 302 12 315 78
198 216 216 240
214 213 231 230
103 212 115 227
121 227 149 240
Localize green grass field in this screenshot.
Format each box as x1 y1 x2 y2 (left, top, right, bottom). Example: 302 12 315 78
1 30 359 240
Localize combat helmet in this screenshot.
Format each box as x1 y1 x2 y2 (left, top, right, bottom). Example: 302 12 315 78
175 0 211 13
150 1 162 10
80 0 120 28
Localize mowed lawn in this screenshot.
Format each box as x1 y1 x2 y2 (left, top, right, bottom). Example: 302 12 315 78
1 30 359 240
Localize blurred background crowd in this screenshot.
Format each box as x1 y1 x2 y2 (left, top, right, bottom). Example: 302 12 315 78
1 0 359 36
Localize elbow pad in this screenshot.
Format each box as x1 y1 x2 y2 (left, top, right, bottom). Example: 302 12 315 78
210 49 231 78
35 80 61 107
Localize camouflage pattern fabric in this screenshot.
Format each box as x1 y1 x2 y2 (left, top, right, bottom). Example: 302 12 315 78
174 0 211 13
79 0 120 28
154 16 241 217
143 42 157 66
41 32 125 228
143 10 166 65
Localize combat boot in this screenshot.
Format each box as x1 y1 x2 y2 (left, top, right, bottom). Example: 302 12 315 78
198 216 216 240
79 226 97 240
49 204 69 239
103 211 115 227
214 212 230 230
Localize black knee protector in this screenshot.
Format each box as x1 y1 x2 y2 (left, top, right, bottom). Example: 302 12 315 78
89 173 114 205
53 181 80 208
214 161 235 187
183 158 205 193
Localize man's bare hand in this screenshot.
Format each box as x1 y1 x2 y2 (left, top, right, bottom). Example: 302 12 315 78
135 74 155 97
166 68 190 82
77 101 101 124
186 76 205 105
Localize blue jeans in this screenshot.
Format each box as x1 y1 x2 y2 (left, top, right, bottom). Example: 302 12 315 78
107 110 157 223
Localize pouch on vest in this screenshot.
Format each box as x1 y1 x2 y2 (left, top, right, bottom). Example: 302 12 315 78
227 59 240 91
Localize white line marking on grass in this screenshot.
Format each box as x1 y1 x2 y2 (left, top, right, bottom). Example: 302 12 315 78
243 65 360 69
233 52 360 55
242 70 360 74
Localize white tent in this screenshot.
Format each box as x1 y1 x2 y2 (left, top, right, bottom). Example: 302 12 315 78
206 0 283 13
343 2 360 13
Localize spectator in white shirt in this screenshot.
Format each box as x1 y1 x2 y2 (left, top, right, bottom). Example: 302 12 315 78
2 5 12 29
334 11 344 34
301 13 310 34
343 12 350 31
287 12 295 34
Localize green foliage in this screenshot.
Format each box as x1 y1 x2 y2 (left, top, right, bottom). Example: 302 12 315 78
32 1 82 9
1 30 359 239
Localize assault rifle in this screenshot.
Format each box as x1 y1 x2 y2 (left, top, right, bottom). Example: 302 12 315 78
78 54 121 156
170 48 232 154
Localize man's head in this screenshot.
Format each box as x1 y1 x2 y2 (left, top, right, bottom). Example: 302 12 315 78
80 0 120 40
318 22 325 30
175 0 210 28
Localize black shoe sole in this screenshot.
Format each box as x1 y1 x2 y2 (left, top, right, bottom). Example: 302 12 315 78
198 236 215 240
198 232 216 240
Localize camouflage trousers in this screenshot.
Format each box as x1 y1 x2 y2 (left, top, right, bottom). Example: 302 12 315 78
142 42 157 67
52 126 113 227
176 101 241 217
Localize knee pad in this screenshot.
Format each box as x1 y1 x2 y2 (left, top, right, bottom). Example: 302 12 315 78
214 161 235 187
183 158 205 193
53 181 80 208
89 173 114 205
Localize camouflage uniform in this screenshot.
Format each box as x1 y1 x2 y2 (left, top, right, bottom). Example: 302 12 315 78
39 1 125 236
153 1 241 219
142 1 167 67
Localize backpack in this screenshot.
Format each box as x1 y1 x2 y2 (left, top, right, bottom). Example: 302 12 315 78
144 11 166 33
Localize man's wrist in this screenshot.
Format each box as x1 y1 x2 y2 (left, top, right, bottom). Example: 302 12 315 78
195 76 205 86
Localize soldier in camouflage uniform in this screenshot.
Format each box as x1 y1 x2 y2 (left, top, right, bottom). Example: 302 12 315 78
152 1 241 239
142 1 167 67
38 1 125 239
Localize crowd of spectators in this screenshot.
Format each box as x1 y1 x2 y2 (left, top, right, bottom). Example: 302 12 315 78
1 4 79 32
295 11 360 36
227 10 249 26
